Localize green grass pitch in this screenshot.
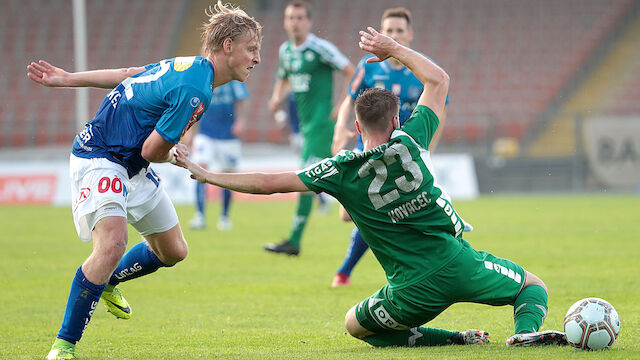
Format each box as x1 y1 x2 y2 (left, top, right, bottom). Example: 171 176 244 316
0 195 638 359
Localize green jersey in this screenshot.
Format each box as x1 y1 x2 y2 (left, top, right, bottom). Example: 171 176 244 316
278 33 349 137
297 106 465 289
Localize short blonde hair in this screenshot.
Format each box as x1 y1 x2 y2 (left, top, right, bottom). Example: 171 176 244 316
201 1 262 55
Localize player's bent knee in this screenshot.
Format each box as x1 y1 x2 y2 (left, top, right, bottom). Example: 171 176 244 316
524 271 547 292
164 238 188 266
344 306 369 339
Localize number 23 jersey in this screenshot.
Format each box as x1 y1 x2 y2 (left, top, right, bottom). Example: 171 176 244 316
72 56 214 177
297 105 465 290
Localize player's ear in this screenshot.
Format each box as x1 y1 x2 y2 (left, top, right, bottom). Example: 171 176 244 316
407 29 414 43
222 38 233 54
355 120 363 135
392 115 400 129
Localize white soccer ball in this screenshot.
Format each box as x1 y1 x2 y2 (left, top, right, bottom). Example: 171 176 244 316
563 297 620 350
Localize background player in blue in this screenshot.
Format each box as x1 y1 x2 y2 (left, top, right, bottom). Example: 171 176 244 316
185 80 249 231
331 8 451 287
26 2 261 359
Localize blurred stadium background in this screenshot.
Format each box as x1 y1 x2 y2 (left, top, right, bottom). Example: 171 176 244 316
1 0 639 204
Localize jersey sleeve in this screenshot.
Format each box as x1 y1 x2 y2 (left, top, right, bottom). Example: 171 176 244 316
348 57 369 99
314 38 350 70
155 86 208 144
400 105 440 149
231 81 249 101
296 155 344 196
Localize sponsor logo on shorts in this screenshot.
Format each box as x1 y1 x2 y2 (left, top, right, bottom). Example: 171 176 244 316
73 187 91 212
369 302 408 330
484 260 522 284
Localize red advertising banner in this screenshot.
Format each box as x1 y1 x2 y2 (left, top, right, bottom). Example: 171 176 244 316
0 174 58 204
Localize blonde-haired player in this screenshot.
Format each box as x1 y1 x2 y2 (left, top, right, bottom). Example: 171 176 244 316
28 2 261 359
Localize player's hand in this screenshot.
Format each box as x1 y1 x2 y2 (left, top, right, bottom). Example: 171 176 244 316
168 143 189 165
26 60 70 87
359 27 398 64
332 126 355 155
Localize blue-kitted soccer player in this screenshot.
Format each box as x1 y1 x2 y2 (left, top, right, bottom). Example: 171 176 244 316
331 7 454 287
186 80 249 231
26 2 261 359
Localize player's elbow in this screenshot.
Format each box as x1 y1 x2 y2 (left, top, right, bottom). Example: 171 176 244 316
435 69 450 91
140 145 164 163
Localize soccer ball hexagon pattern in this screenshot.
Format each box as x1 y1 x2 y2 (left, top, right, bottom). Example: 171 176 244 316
563 297 620 350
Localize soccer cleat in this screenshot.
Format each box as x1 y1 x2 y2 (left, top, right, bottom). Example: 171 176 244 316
46 338 75 360
263 240 300 256
190 213 206 230
506 330 568 347
331 272 351 287
101 284 131 319
450 329 490 345
217 215 232 231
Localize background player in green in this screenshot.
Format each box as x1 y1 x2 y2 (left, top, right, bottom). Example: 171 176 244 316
264 0 355 255
173 27 568 348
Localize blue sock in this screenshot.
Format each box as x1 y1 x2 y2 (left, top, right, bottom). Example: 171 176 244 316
337 227 369 276
195 182 206 216
221 189 232 217
57 267 105 344
108 241 166 286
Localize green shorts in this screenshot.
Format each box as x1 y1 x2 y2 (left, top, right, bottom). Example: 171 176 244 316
355 240 527 332
301 123 333 164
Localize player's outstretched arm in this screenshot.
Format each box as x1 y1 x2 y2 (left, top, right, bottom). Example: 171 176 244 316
359 27 449 120
173 151 310 194
27 60 145 89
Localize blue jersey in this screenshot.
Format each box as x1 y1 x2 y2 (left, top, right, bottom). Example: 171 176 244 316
72 56 214 177
349 54 449 150
199 81 249 140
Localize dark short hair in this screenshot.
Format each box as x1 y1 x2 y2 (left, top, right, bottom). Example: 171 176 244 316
381 7 412 27
354 88 400 133
286 0 312 19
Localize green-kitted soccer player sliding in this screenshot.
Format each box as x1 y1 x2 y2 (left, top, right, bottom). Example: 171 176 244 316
174 27 568 348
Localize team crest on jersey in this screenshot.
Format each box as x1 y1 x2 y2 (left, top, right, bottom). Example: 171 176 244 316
173 56 196 71
304 50 315 62
189 97 201 108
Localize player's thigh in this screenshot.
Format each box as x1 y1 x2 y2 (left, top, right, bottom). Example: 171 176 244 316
353 284 450 333
191 134 215 167
212 139 241 172
449 241 526 305
70 155 129 242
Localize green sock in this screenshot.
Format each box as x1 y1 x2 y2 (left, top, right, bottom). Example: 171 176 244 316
287 193 313 246
363 327 458 347
513 284 548 334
